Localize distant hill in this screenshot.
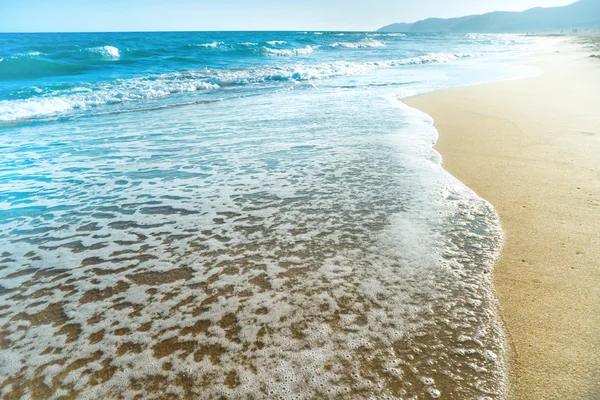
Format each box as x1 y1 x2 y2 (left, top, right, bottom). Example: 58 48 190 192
378 0 600 33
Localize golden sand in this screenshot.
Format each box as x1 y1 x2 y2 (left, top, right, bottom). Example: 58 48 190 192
404 40 600 399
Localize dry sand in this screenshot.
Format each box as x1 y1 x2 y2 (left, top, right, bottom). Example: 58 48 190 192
404 40 600 400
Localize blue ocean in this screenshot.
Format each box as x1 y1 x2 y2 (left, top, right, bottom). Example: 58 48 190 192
0 32 544 399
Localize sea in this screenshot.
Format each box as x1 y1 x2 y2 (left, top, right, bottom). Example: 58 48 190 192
0 32 550 399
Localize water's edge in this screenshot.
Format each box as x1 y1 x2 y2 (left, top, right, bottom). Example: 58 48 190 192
398 59 547 395
0 36 553 399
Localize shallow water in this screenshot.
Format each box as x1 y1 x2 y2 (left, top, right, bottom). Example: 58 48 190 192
0 32 546 399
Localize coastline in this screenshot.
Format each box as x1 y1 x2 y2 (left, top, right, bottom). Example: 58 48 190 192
404 40 600 399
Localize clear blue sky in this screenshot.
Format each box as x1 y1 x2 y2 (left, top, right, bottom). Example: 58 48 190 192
0 0 577 32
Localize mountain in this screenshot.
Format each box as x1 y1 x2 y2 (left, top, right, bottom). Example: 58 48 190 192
378 0 600 33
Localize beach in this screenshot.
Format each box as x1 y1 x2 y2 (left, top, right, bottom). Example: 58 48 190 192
0 32 584 399
404 39 600 399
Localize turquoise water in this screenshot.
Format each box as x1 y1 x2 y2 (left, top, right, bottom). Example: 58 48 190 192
0 32 543 399
1 32 536 123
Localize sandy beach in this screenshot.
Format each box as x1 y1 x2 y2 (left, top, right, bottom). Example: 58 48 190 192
404 39 600 399
3 29 599 398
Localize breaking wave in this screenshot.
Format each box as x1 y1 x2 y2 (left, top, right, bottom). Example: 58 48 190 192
260 45 317 57
0 53 473 123
330 39 386 48
192 41 227 49
88 45 121 60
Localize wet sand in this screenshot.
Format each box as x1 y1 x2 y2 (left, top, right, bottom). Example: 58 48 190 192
404 39 600 399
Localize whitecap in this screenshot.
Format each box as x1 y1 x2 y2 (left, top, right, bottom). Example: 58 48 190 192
372 33 406 37
194 41 225 48
0 52 474 123
266 40 287 46
0 77 219 122
330 39 386 49
88 45 121 60
260 45 316 57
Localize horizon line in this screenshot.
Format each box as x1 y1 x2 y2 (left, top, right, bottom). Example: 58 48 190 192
0 29 381 34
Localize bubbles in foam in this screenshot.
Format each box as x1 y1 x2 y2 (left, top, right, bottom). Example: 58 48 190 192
428 387 442 398
421 376 435 385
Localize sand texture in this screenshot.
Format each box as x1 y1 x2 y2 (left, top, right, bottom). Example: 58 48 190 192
404 40 600 400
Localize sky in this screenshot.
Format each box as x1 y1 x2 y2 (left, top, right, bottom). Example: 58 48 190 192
0 0 578 32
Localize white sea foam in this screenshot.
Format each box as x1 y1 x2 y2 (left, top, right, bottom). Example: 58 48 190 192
88 45 121 59
266 40 287 46
0 93 507 399
372 33 406 37
406 52 473 64
244 53 471 80
194 41 225 48
465 33 518 45
0 78 218 122
330 39 386 48
260 45 316 57
2 51 45 60
0 53 473 123
16 51 43 57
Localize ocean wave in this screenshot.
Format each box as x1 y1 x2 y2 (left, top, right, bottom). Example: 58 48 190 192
0 53 473 123
406 52 473 64
0 51 46 61
266 40 287 46
0 77 219 122
260 45 316 57
238 42 258 46
0 51 44 63
464 33 518 46
88 45 121 60
371 33 406 37
12 51 44 57
192 41 226 49
330 39 386 49
0 57 87 79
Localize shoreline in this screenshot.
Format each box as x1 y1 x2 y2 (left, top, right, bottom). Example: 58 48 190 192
404 40 600 399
